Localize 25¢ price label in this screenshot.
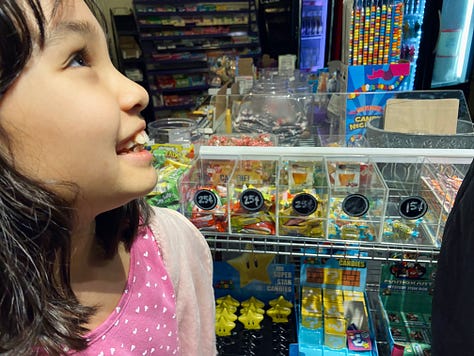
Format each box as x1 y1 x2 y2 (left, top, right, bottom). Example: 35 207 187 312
240 188 264 212
194 189 218 210
399 196 428 219
292 193 318 216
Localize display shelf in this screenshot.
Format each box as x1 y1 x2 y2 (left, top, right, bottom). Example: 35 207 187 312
133 0 261 119
205 233 441 264
192 146 474 264
110 7 154 122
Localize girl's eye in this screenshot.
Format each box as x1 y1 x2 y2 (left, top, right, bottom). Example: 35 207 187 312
67 49 91 68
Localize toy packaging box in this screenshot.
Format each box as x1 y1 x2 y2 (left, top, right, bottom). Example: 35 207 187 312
297 250 378 355
379 261 435 355
343 62 411 145
213 248 297 355
328 61 411 145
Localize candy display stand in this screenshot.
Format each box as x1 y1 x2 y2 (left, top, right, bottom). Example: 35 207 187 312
171 89 474 353
298 257 378 355
197 145 472 352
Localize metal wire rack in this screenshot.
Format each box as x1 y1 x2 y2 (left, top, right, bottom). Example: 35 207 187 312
206 233 439 263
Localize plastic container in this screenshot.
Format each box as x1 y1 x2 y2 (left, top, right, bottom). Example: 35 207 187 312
326 158 388 243
228 157 279 236
180 157 238 233
278 157 328 238
147 118 197 144
365 118 474 149
233 93 310 146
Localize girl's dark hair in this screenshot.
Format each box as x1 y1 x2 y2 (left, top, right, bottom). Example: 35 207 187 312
0 1 152 354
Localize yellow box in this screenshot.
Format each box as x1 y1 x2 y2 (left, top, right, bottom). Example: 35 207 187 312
302 286 322 300
323 288 344 303
301 314 323 329
301 297 323 316
324 302 345 318
324 316 347 349
324 317 347 334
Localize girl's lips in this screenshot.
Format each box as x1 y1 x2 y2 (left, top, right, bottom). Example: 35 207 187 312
119 146 154 164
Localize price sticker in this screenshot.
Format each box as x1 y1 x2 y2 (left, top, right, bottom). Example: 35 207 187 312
399 196 428 219
342 194 370 217
292 193 318 216
194 189 218 211
240 188 264 212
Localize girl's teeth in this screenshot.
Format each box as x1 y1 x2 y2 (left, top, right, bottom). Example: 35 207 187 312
134 131 149 145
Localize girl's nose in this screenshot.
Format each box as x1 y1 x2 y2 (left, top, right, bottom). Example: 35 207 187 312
117 70 149 114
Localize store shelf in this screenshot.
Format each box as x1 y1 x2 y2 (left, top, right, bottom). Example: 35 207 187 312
205 234 440 263
133 0 261 119
192 146 474 264
110 7 154 122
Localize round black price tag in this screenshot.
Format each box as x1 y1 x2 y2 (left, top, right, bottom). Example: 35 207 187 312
240 188 264 212
342 194 370 217
399 196 428 220
292 193 318 216
193 189 218 210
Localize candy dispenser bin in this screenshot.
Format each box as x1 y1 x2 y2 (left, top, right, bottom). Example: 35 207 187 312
180 157 237 233
378 160 429 246
278 157 329 238
378 159 469 247
326 158 388 243
228 156 279 236
419 161 467 246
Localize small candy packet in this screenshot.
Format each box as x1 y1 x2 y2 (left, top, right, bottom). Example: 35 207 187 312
346 329 372 351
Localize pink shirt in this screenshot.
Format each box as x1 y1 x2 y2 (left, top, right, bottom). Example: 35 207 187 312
72 226 179 355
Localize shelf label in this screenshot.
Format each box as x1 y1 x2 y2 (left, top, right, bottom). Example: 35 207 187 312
399 196 428 220
342 194 370 217
194 189 218 210
240 188 264 212
292 193 318 216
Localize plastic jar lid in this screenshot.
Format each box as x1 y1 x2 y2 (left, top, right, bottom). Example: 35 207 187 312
147 118 197 144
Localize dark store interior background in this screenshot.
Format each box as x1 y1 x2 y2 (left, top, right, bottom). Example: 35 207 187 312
101 0 474 119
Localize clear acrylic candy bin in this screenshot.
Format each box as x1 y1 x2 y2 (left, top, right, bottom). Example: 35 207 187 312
326 157 388 243
379 159 469 247
227 156 279 236
278 157 329 239
180 157 237 233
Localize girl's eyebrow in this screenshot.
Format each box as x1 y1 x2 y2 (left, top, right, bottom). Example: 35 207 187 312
47 20 98 44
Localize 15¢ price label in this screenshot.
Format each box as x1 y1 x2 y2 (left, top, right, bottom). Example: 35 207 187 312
194 189 218 210
292 193 318 216
240 188 264 212
399 196 428 219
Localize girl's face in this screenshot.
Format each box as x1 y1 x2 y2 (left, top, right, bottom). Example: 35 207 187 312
0 0 156 219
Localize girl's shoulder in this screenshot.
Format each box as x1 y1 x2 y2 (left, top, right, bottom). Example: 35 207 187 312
148 206 205 241
146 206 213 283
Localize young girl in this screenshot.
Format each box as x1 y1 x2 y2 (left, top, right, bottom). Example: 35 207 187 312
0 1 216 355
